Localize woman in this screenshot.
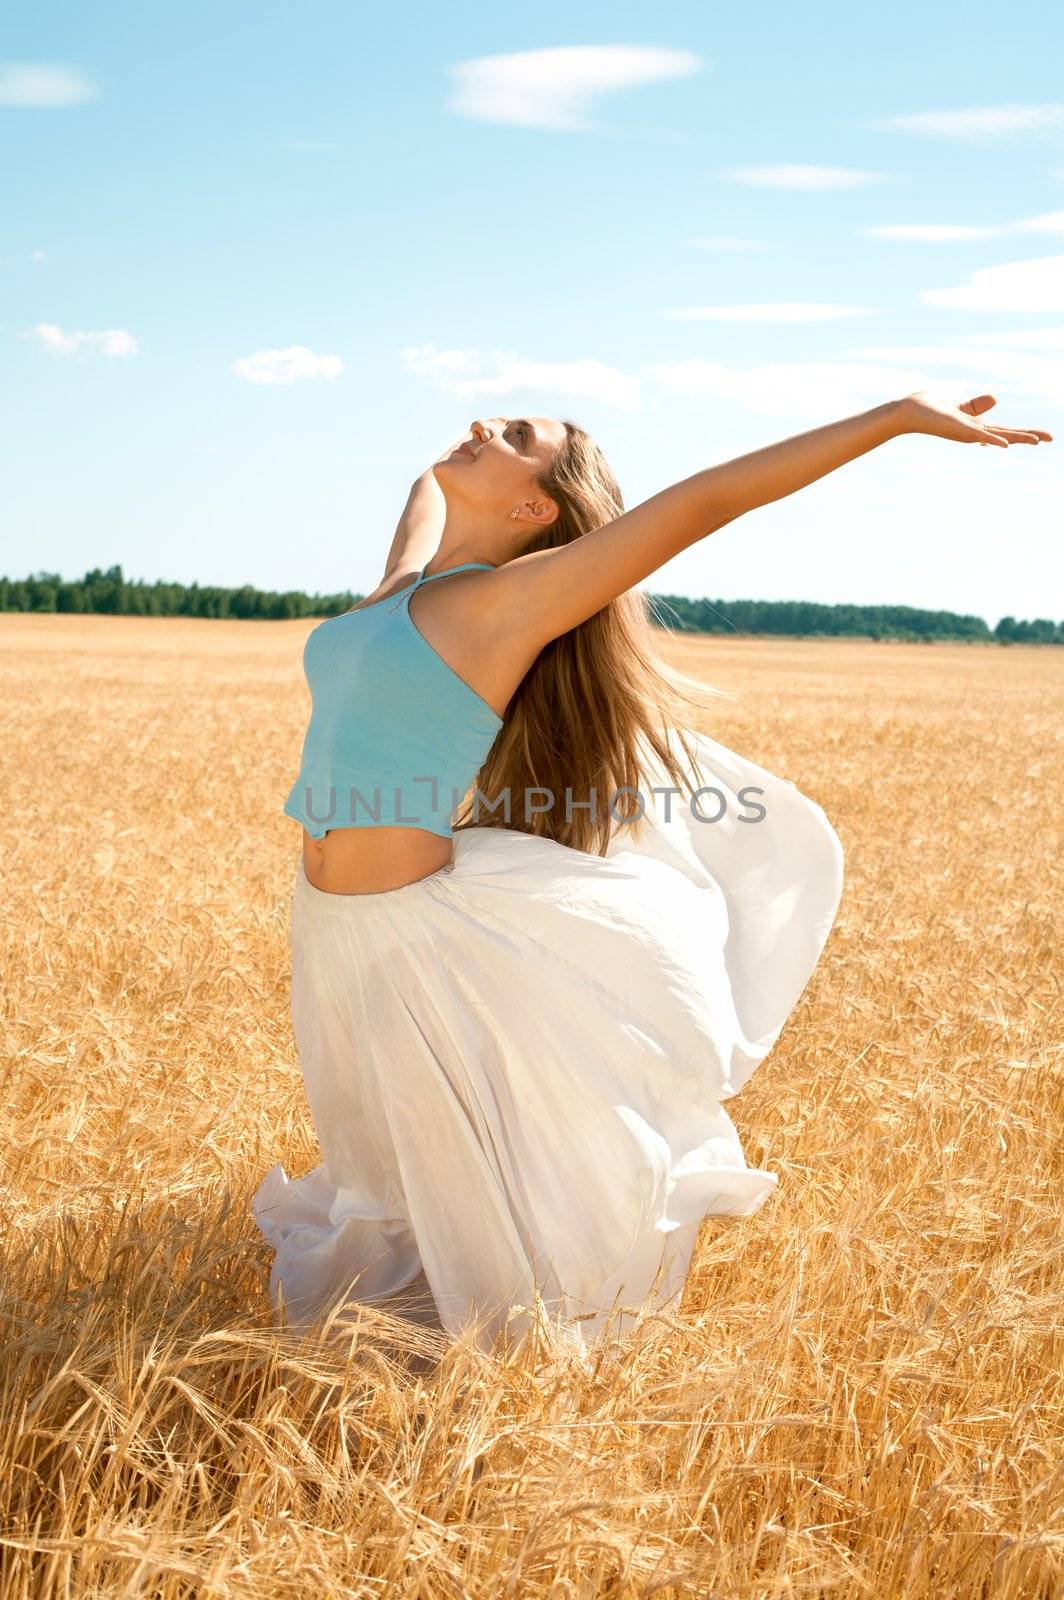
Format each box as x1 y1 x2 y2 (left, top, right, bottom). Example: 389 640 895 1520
253 391 1049 1352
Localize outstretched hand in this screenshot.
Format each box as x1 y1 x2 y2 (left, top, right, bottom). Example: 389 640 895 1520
898 390 1053 448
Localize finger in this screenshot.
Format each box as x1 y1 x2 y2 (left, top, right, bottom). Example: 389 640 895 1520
983 426 1049 444
960 393 997 417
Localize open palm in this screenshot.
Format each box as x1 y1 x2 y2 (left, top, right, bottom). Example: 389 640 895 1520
901 390 1053 448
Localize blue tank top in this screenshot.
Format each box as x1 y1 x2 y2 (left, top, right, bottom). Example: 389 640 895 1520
283 561 503 840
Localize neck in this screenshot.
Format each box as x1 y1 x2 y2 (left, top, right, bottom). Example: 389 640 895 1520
431 506 517 572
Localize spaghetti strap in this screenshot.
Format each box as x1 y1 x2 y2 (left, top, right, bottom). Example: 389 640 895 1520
387 560 496 613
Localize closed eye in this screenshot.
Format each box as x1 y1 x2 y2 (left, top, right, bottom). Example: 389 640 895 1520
502 417 531 448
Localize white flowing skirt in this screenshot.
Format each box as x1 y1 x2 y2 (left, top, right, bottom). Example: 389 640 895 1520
253 729 844 1351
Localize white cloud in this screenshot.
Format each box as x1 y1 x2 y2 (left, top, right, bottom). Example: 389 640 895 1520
658 302 873 323
400 344 969 420
865 210 1064 244
650 348 1064 414
0 63 98 108
920 255 1064 312
641 358 924 418
1014 209 1064 235
881 103 1064 140
444 45 701 132
725 164 882 190
24 322 136 357
400 343 642 409
938 326 1064 349
402 334 1064 423
403 344 914 419
404 346 490 377
841 341 1064 406
232 346 344 385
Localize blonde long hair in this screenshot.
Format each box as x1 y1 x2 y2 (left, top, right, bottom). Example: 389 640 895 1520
452 420 727 855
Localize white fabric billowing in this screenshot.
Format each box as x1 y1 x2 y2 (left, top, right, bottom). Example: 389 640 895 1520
252 728 844 1351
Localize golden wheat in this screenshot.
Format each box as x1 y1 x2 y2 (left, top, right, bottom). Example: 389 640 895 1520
1 613 1060 1598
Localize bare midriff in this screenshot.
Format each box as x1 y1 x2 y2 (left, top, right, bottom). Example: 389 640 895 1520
300 824 456 894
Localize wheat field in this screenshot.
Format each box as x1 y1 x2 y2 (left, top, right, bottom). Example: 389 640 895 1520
1 613 1060 1599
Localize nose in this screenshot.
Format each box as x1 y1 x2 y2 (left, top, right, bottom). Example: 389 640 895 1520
470 419 492 443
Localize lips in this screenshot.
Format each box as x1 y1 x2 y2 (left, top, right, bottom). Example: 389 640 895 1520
457 442 474 457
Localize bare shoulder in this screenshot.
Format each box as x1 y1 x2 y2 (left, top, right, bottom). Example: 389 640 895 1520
469 544 615 651
408 564 543 712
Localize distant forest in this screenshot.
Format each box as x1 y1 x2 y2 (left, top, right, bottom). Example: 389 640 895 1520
1 565 1061 644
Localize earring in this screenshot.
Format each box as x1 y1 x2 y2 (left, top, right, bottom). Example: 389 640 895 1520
509 509 519 519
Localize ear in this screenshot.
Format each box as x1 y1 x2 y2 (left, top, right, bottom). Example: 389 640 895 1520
527 498 560 528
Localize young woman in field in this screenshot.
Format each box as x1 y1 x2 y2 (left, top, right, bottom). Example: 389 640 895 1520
254 392 1050 1351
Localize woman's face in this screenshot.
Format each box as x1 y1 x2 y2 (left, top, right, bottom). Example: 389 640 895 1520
438 416 567 515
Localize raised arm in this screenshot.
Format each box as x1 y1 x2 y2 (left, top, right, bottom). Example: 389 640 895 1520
488 391 1051 650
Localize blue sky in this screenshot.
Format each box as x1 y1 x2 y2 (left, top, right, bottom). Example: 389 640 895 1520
2 1 1062 625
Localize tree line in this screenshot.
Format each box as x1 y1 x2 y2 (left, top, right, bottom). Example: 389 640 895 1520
1 565 1060 644
648 593 1063 645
